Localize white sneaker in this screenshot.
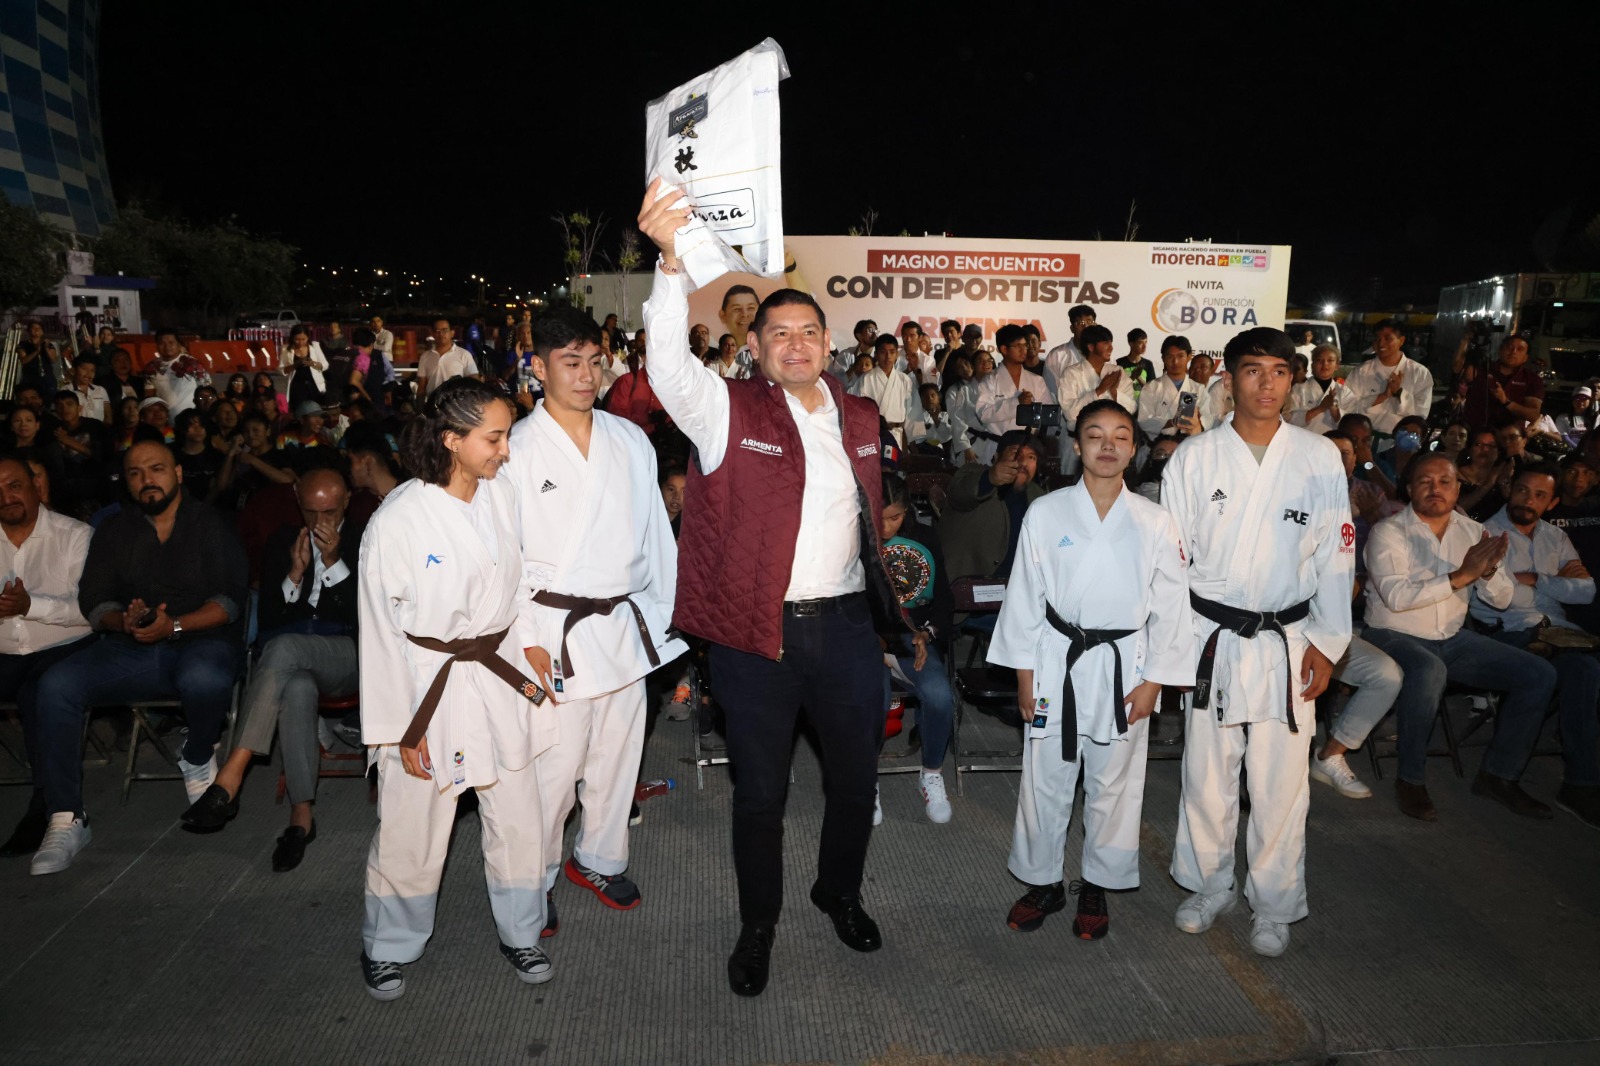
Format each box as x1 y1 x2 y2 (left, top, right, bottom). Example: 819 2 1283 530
1249 916 1290 957
872 785 883 826
178 753 218 804
919 770 952 824
1174 886 1237 934
1311 751 1373 799
31 812 91 875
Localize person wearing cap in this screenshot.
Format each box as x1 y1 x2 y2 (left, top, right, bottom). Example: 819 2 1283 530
137 397 176 445
942 429 1048 585
1536 385 1597 447
280 400 333 451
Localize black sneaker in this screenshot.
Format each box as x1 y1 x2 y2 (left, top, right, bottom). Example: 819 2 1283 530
541 890 558 939
1555 783 1600 830
1007 881 1067 932
628 801 642 827
360 952 405 1001
1070 879 1109 940
498 942 555 985
564 856 642 910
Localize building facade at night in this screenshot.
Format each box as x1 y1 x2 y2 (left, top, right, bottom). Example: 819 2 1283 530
0 0 112 238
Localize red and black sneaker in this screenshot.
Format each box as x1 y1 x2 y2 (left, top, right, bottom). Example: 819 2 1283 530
1006 882 1067 932
564 856 642 910
1070 879 1108 940
541 889 558 938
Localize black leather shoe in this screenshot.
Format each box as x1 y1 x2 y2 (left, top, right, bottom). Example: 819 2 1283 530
272 823 316 872
809 882 882 952
727 922 776 997
180 784 239 832
1472 770 1553 820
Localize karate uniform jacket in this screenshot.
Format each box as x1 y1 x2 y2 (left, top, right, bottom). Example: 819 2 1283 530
989 483 1196 745
358 478 552 793
1160 416 1354 725
505 404 686 701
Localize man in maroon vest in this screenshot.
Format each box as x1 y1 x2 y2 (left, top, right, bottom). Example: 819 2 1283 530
639 181 917 997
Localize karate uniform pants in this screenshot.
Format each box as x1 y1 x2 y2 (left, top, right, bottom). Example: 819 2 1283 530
362 745 545 964
1009 716 1150 890
1171 709 1313 924
535 680 647 887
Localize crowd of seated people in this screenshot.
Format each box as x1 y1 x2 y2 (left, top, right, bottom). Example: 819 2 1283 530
5 310 1597 891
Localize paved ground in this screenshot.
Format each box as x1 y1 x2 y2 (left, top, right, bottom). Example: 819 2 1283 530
1 691 1597 1066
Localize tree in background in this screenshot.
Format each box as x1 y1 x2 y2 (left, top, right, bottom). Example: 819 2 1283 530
552 210 605 310
0 200 67 316
94 203 297 334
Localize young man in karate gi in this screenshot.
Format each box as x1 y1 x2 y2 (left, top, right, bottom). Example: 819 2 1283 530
1162 327 1353 958
506 308 685 925
991 399 1195 938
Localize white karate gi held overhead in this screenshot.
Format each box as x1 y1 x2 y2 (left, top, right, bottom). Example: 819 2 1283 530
507 404 687 890
1161 416 1353 924
359 478 554 965
990 483 1195 889
646 38 790 286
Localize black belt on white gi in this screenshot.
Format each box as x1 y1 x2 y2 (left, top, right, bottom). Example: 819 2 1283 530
1190 593 1311 733
1043 604 1136 762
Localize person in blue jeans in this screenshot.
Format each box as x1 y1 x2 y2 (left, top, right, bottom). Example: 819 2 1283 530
1361 453 1558 823
878 474 957 823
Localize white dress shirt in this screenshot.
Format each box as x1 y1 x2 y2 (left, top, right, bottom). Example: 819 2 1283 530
1364 505 1513 640
1344 354 1434 434
426 346 477 395
1137 374 1208 438
280 523 352 609
0 507 93 655
1472 510 1596 631
642 267 863 600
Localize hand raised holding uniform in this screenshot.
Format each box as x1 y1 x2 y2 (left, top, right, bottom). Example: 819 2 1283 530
638 178 694 269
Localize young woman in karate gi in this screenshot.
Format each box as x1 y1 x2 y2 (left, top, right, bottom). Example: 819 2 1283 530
357 379 556 1001
990 401 1195 937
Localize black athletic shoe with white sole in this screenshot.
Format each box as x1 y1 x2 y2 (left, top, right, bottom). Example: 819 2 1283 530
361 952 405 1001
499 942 555 984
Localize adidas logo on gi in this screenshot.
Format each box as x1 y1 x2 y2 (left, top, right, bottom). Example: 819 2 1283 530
1210 489 1227 502
540 480 557 493
1057 534 1074 547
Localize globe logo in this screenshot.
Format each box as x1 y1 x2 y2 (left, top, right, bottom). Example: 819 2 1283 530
1151 288 1200 333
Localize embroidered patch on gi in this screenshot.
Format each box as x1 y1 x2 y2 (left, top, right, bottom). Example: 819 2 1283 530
540 479 557 493
426 554 444 567
1057 534 1074 547
1340 522 1356 554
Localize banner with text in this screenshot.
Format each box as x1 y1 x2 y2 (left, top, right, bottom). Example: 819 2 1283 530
686 236 1291 358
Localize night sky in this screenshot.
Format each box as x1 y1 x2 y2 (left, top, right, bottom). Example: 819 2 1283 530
98 1 1595 308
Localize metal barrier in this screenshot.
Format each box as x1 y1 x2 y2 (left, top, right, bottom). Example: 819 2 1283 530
229 327 288 347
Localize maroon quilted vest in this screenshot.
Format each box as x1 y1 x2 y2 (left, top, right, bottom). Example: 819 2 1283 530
675 373 895 659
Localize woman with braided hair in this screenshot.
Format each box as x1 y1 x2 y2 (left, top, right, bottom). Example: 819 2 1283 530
356 378 555 1001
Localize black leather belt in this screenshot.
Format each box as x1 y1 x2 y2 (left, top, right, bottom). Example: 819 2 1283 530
784 592 862 617
1190 593 1311 733
1044 604 1136 762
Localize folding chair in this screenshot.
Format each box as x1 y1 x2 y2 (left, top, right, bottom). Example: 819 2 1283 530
120 681 243 803
947 577 1022 788
1365 686 1474 781
0 701 113 787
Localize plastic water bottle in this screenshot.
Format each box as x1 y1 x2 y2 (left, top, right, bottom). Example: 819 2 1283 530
634 778 675 802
